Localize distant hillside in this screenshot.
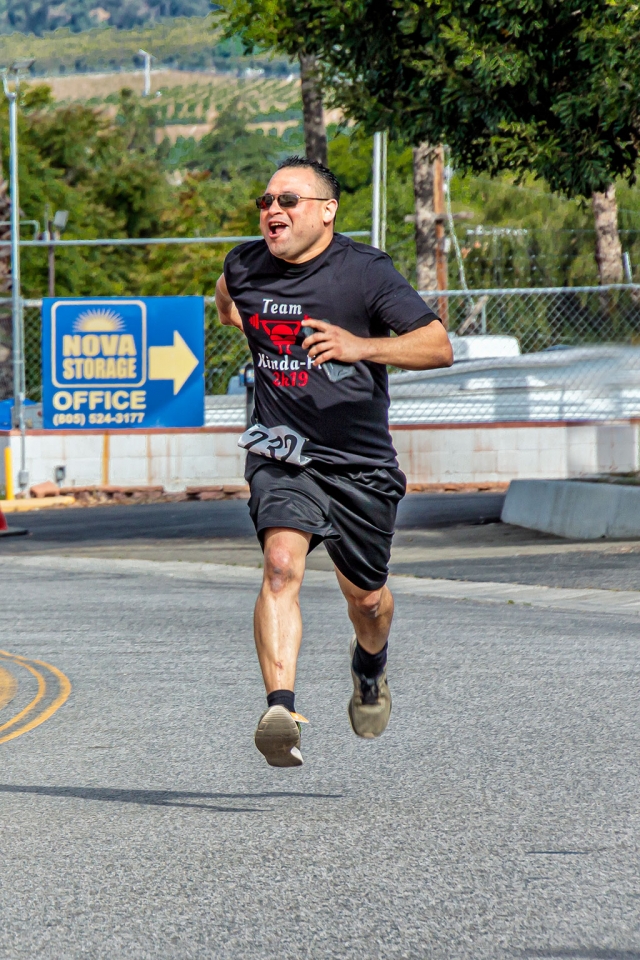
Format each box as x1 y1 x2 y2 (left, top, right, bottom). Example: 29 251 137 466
0 0 212 36
42 69 305 146
0 17 292 76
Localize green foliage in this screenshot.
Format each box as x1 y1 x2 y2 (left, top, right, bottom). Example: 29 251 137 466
126 172 256 393
10 86 161 311
328 128 417 280
450 175 591 288
168 99 285 180
216 0 302 58
260 0 640 200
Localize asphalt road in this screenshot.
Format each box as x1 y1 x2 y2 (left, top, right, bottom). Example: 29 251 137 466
2 494 640 591
0 492 506 548
1 555 639 958
390 548 640 591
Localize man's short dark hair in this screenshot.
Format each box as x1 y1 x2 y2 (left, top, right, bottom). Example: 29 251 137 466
277 155 341 202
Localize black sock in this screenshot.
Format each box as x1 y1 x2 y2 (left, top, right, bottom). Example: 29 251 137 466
267 689 295 713
352 641 388 679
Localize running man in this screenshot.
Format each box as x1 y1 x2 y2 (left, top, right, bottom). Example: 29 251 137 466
215 155 453 767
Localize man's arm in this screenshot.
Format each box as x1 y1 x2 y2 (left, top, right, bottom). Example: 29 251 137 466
301 318 453 371
215 273 244 331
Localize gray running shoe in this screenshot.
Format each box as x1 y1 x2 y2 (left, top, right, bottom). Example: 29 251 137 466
348 637 392 739
254 705 304 767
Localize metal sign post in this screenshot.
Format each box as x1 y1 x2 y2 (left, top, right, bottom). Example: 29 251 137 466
371 132 382 249
2 58 33 492
381 130 388 253
371 131 388 251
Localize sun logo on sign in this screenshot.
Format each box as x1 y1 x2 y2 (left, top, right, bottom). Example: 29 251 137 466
73 309 124 332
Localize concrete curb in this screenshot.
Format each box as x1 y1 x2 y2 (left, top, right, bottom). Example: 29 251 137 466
3 555 640 618
501 479 640 539
0 496 76 512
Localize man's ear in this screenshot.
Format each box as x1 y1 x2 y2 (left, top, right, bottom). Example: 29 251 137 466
323 199 338 226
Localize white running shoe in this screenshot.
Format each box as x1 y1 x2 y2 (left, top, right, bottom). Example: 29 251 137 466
254 705 305 767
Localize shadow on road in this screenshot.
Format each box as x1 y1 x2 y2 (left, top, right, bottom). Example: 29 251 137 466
0 783 343 813
396 492 505 528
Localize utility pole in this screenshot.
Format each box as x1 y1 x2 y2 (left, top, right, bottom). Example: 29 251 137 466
138 49 153 97
433 146 447 291
2 58 33 493
412 143 449 325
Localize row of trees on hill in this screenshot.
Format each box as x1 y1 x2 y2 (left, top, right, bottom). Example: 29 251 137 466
0 0 211 35
218 0 640 288
0 17 285 77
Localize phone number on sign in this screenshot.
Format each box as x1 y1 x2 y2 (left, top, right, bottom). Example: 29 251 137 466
52 412 145 426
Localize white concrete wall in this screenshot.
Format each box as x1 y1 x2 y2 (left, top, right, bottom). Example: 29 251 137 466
0 429 247 492
394 421 639 484
1 420 638 492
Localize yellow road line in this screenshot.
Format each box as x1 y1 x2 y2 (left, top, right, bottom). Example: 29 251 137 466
0 666 17 710
0 655 46 734
0 650 72 745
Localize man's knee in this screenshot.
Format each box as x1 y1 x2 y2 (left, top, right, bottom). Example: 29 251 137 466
348 586 386 619
263 543 304 595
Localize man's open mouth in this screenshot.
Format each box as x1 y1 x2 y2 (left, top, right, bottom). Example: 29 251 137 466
268 220 289 239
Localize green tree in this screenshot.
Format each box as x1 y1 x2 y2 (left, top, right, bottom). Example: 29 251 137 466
216 0 328 165
276 0 640 284
186 99 283 181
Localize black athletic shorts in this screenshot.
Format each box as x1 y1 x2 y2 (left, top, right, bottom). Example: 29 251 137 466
245 453 406 592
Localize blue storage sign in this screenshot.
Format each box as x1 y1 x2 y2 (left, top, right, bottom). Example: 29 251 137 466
41 297 204 429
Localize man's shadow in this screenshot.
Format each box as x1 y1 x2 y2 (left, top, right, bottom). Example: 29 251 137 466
0 783 343 814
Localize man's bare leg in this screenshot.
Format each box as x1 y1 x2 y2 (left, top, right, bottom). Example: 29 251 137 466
254 527 311 692
253 527 311 768
334 566 394 738
334 567 394 653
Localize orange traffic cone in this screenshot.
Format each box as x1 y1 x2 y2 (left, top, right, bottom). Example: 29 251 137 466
0 506 27 538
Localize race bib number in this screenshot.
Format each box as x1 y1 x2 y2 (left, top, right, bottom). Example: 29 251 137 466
238 423 311 467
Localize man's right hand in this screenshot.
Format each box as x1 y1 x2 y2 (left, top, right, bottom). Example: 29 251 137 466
215 274 244 331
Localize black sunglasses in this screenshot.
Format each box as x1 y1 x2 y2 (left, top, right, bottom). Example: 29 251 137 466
255 192 331 210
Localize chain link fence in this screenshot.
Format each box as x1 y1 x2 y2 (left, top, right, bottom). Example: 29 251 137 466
390 284 640 423
9 284 640 425
421 284 640 351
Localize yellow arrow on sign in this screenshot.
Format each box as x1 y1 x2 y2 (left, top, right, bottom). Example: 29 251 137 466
148 331 198 395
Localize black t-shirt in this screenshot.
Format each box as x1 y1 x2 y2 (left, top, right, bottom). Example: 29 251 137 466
223 232 438 467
